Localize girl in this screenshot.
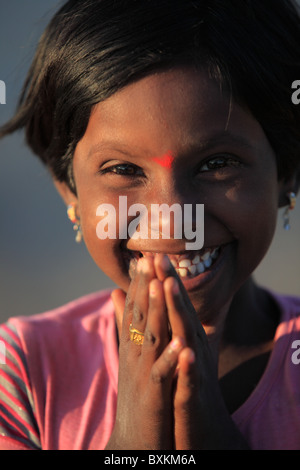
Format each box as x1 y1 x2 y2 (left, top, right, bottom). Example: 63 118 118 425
0 0 300 450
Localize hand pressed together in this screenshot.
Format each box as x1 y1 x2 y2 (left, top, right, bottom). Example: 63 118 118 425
106 254 248 450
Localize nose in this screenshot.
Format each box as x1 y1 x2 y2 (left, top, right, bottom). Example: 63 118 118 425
126 173 204 253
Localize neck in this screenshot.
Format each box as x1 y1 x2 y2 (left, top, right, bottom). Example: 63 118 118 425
221 277 280 349
197 277 280 369
217 277 281 386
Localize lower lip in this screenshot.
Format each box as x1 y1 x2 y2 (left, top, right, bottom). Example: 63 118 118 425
178 244 230 292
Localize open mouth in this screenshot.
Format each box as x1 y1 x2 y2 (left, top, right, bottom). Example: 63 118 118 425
124 245 222 280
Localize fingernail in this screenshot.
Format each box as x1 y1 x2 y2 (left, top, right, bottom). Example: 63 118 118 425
169 336 183 352
142 257 151 274
187 349 195 364
149 279 160 298
149 285 156 297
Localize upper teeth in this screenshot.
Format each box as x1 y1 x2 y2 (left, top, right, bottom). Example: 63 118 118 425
130 247 221 279
174 247 219 278
178 259 191 268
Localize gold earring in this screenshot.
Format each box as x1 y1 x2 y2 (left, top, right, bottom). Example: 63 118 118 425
283 192 296 231
67 203 82 243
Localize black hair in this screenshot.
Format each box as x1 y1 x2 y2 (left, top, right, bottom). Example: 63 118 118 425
1 0 300 193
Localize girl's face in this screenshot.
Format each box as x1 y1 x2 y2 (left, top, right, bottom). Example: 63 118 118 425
69 67 283 323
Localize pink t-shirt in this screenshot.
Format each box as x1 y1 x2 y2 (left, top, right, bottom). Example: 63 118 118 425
231 293 300 449
0 289 299 450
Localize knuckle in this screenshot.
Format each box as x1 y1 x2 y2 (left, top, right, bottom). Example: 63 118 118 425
174 386 195 409
162 351 175 368
133 304 144 323
144 329 157 345
150 365 165 385
125 295 134 312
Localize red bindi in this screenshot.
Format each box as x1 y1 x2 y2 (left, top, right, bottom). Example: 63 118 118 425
151 151 175 170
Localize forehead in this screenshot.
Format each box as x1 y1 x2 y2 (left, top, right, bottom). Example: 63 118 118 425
91 67 229 130
75 67 269 160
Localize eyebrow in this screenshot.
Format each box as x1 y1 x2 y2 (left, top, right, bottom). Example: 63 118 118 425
87 142 144 160
184 131 257 154
87 131 257 160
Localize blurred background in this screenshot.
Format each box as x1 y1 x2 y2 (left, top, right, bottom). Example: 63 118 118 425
0 0 299 323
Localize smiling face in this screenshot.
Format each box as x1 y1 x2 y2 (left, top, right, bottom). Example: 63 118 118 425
60 67 284 323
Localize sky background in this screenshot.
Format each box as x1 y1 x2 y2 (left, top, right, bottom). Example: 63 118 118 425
0 0 299 324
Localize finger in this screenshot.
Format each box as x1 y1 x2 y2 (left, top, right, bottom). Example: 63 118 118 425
149 336 185 387
154 253 177 282
154 254 192 307
131 257 156 335
174 347 197 450
121 257 144 340
178 347 196 388
163 276 195 344
142 278 169 360
174 348 197 413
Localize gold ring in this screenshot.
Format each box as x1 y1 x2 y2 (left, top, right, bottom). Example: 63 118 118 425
129 323 144 345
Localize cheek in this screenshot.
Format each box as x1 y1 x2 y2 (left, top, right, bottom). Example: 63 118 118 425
78 198 130 287
238 199 277 258
227 189 277 237
81 206 112 260
204 165 279 275
227 178 279 270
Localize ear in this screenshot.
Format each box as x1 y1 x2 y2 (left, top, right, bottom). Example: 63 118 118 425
53 179 79 208
278 172 299 208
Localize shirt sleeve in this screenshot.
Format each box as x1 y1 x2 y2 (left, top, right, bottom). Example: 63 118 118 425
0 321 41 450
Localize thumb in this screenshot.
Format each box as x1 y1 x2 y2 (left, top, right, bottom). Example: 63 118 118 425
111 288 126 338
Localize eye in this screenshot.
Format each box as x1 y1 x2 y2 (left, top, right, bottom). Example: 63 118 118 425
100 163 144 177
198 155 242 172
